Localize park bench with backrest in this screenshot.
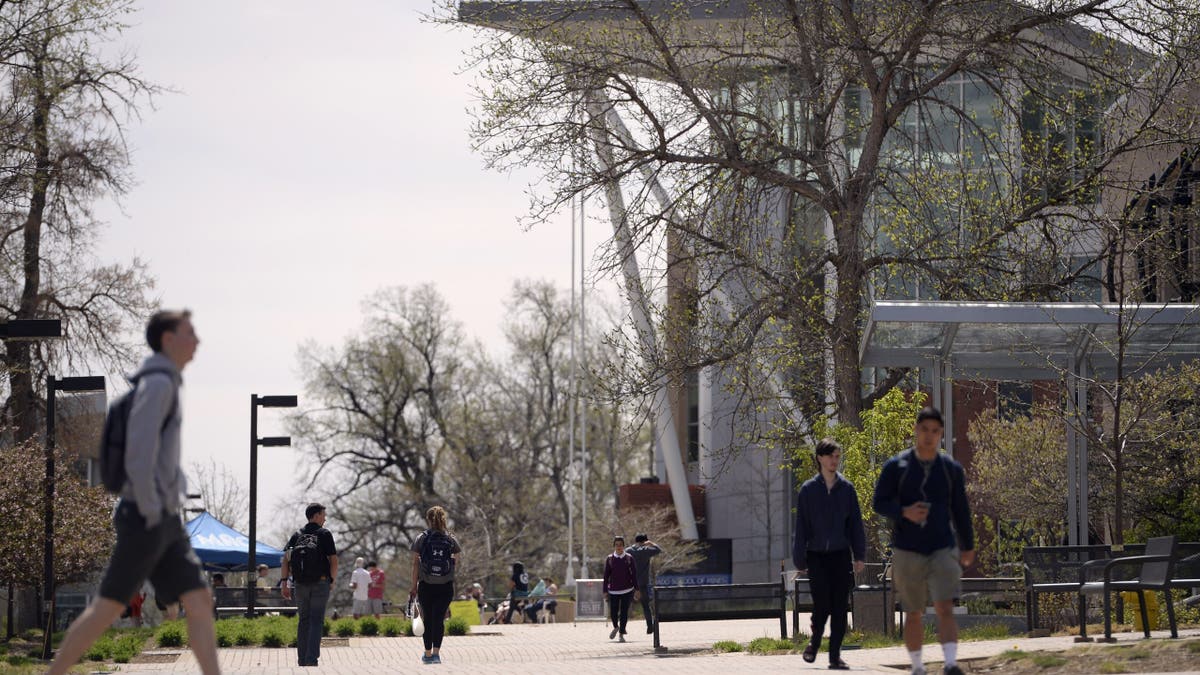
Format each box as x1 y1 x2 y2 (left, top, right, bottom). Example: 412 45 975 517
1075 535 1179 642
1023 539 1200 634
652 571 788 649
212 586 297 618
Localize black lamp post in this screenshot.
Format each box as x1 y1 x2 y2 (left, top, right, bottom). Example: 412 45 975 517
247 394 298 618
0 318 62 644
42 374 105 658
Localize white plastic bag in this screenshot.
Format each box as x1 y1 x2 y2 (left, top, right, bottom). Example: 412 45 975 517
410 599 425 636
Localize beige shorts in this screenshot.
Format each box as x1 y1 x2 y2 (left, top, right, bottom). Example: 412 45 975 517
891 547 961 612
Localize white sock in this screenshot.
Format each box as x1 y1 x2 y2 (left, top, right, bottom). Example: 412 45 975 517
909 649 923 669
942 642 958 667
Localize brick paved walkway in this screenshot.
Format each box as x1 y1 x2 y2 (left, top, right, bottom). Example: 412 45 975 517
109 620 1200 674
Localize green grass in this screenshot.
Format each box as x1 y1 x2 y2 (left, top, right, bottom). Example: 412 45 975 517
1183 640 1200 654
998 649 1029 661
746 637 795 654
712 640 743 652
1097 662 1126 674
1031 653 1067 668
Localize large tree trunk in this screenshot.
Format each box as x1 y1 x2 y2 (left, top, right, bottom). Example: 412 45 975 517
831 210 867 427
8 54 52 443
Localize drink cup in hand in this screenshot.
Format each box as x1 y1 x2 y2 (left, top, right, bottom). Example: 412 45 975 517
917 501 931 527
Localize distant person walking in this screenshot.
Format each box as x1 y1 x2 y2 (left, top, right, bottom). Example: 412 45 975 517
873 407 975 675
410 505 461 664
282 503 338 668
793 438 867 670
49 310 219 675
627 533 661 633
503 561 530 623
350 557 371 619
602 535 639 642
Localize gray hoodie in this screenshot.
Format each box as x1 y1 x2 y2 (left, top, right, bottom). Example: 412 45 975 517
119 353 186 528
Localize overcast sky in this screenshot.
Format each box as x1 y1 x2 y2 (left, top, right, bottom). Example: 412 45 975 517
91 1 603 546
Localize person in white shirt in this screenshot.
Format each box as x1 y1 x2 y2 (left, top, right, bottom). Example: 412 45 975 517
255 564 272 589
350 557 371 619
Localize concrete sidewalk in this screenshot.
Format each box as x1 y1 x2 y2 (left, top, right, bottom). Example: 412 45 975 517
112 620 1200 675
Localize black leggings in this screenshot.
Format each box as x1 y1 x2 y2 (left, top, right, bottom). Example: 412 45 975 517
417 581 455 651
807 549 853 661
609 592 632 633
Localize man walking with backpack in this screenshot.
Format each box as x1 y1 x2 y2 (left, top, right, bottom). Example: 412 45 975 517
282 503 338 667
49 310 219 675
873 407 975 675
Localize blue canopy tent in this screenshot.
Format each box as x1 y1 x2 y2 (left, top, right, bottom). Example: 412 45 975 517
185 511 285 572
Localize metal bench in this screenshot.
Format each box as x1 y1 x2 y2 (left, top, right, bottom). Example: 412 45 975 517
1023 540 1200 634
212 587 297 618
1076 535 1178 642
652 573 788 649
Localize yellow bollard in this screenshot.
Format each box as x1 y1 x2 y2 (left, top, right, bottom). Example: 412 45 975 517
1121 591 1160 631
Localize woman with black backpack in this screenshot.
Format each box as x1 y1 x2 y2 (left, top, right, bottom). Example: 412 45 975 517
410 505 461 665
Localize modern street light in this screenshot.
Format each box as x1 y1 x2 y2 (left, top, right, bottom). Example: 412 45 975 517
0 319 62 339
0 318 62 645
247 394 298 618
42 374 105 658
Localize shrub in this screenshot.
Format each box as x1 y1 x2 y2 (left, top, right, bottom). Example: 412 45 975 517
358 616 380 636
84 636 114 662
6 654 30 666
214 620 238 648
323 618 332 636
112 629 151 663
446 616 470 636
156 621 187 648
262 628 288 648
961 623 1013 641
380 617 404 637
333 618 358 637
713 640 743 653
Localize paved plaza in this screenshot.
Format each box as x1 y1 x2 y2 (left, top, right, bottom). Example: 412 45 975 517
110 619 1200 675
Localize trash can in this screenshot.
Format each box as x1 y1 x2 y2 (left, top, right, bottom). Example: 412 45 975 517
852 585 895 635
1121 591 1159 630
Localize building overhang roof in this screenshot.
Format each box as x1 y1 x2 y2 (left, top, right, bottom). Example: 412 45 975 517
860 300 1200 379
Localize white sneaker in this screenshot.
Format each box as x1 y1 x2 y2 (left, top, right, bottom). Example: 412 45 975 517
609 628 618 639
618 634 626 642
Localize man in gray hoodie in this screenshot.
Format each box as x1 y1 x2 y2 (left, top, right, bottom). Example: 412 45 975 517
50 310 220 675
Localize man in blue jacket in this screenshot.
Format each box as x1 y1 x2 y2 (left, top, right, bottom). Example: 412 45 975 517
873 407 975 675
793 438 867 670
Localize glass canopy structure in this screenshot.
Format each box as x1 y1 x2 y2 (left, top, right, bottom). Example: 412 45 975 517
860 300 1200 544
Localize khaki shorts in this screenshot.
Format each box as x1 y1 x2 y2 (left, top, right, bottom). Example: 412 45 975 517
891 547 961 612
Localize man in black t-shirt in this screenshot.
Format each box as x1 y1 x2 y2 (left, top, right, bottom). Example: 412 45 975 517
282 503 338 667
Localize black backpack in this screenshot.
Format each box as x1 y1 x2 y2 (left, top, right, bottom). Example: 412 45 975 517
419 530 455 583
98 369 178 493
289 529 325 583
